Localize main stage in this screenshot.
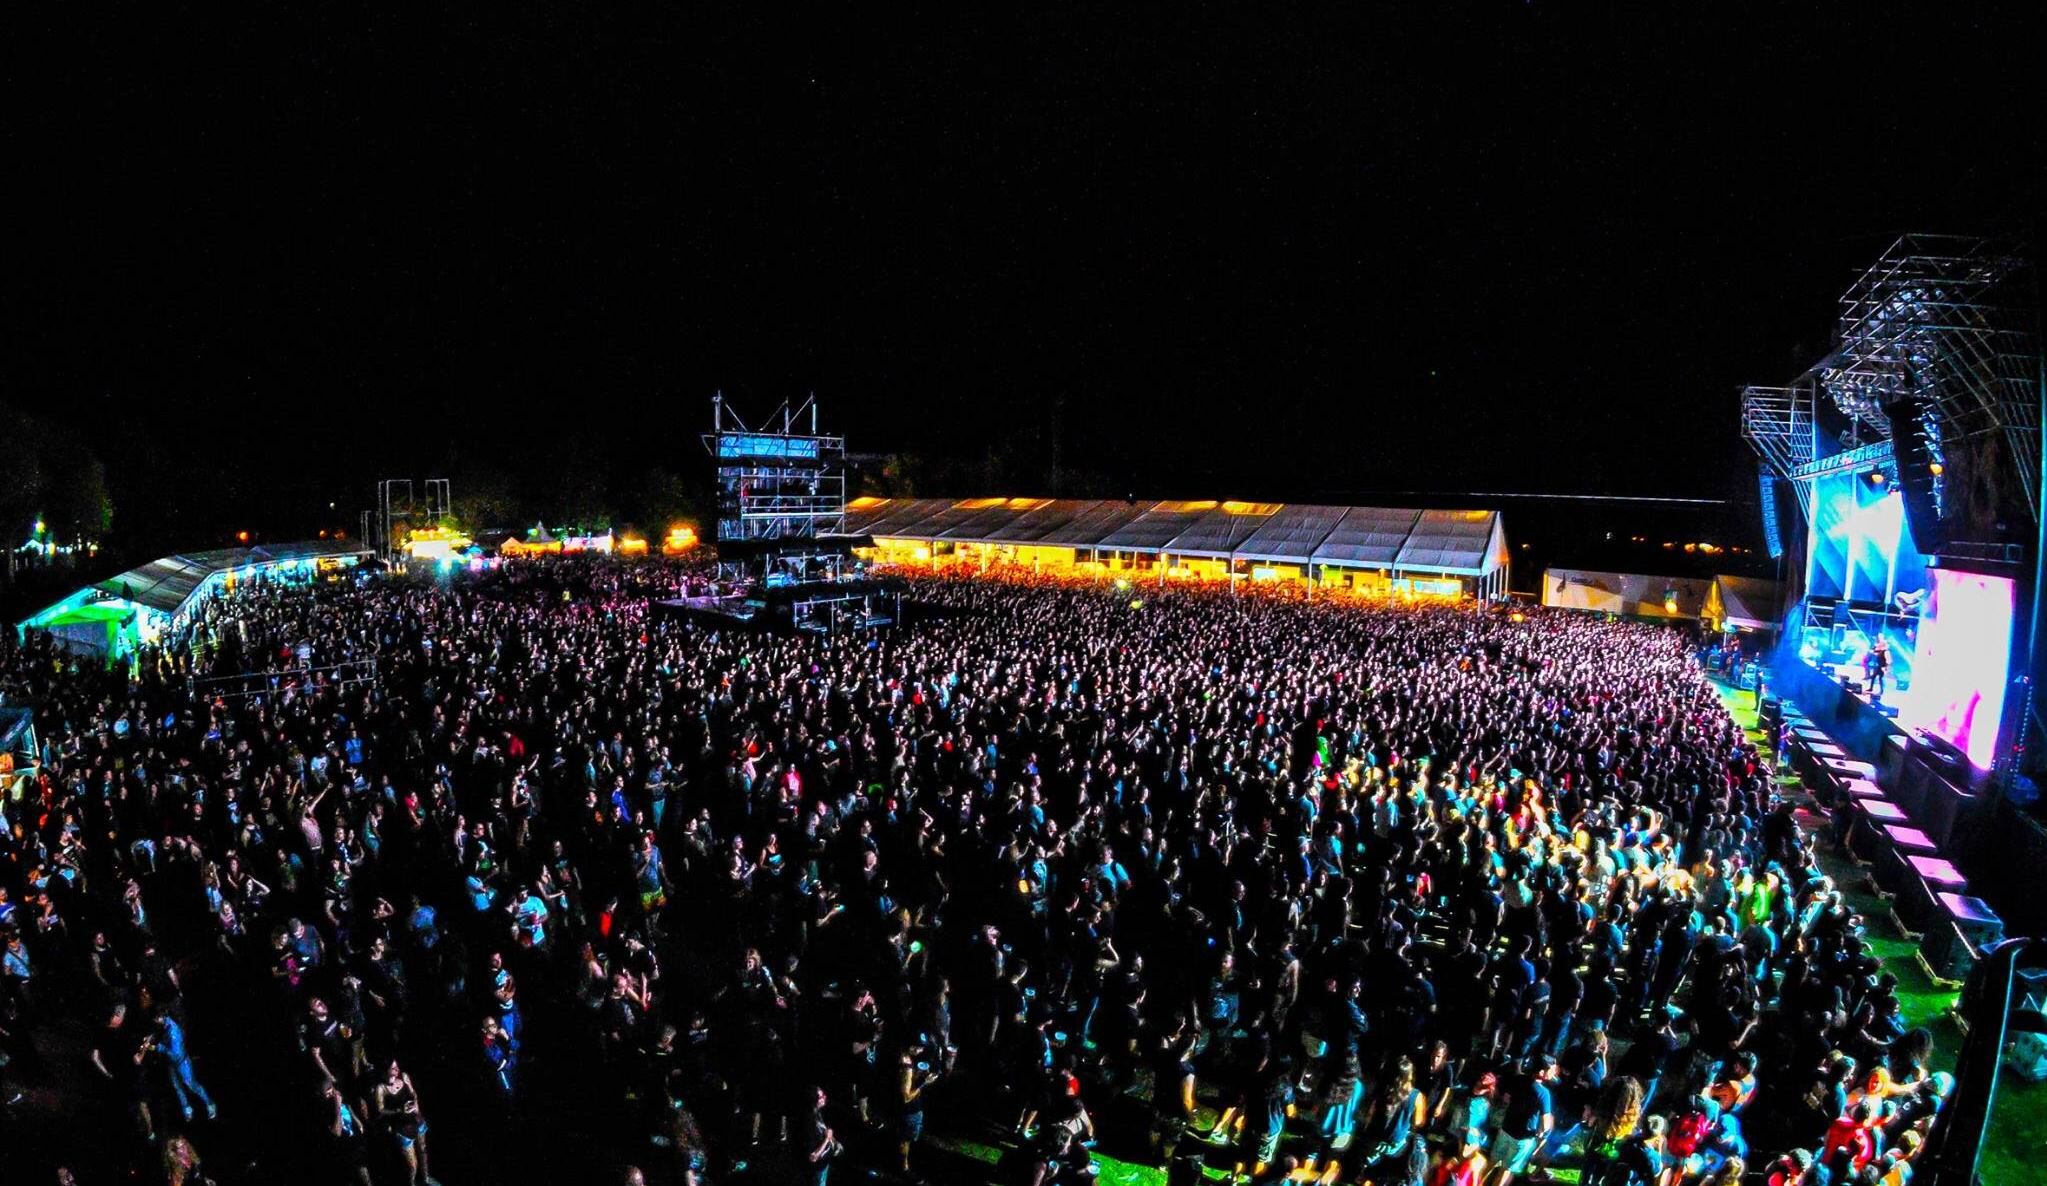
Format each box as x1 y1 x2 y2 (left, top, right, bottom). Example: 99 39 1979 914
1738 233 2047 953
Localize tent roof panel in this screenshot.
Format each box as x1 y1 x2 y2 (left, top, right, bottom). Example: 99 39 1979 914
861 498 956 536
1712 574 1784 628
883 499 1010 538
1394 509 1502 575
1096 502 1216 551
849 497 1504 574
966 499 1103 545
1231 503 1348 563
929 499 1050 541
1034 500 1154 546
1311 507 1423 566
841 498 898 534
1160 505 1276 558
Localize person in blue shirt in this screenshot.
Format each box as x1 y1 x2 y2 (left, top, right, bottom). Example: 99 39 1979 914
155 1011 216 1121
406 895 440 951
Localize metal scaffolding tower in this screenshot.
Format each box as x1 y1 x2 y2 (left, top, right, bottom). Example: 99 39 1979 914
702 394 847 543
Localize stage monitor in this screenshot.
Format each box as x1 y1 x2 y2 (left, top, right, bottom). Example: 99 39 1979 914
1900 568 2014 770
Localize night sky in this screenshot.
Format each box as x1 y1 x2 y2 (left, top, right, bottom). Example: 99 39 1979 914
5 6 2041 549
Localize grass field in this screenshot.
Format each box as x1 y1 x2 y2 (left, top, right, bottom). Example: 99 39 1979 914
1712 679 2044 1186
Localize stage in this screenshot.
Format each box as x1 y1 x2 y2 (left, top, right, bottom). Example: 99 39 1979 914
1735 232 2045 1186
656 576 909 634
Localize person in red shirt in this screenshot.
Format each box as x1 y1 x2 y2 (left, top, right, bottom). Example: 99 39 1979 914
1821 1099 1882 1178
1429 1135 1489 1186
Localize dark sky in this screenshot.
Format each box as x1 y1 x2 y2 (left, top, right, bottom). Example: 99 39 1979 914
5 5 2042 545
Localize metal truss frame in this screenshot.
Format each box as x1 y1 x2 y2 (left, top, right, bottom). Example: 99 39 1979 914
703 393 848 544
1820 234 2039 520
1741 376 1818 478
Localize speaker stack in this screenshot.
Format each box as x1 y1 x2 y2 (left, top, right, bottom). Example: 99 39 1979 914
1883 396 1945 555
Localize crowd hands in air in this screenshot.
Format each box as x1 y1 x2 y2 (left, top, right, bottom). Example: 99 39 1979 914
0 557 1950 1186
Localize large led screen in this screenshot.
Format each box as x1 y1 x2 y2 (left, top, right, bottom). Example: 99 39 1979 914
1901 568 2014 769
1806 475 1926 605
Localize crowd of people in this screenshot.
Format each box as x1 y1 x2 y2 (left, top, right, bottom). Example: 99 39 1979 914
0 557 1953 1186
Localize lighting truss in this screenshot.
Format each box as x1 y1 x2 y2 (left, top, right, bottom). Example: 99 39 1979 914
1820 233 2040 520
1740 376 1818 478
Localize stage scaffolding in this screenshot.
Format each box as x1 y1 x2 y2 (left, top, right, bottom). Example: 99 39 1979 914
1739 231 2045 794
1822 234 2040 531
1743 234 2039 539
703 394 847 544
1740 376 1819 481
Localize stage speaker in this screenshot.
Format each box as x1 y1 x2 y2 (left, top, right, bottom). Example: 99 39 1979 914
1758 469 1784 560
1884 397 1946 554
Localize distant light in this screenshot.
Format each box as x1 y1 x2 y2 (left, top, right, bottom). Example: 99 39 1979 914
32 519 44 534
237 531 250 543
1509 611 1526 623
1864 468 1888 487
1928 462 1944 477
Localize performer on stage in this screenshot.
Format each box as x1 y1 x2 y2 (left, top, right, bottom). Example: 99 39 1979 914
1866 636 1891 698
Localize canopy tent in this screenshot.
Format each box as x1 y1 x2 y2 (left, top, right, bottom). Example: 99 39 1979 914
1542 569 1784 628
928 498 1055 542
1713 575 1784 630
1154 503 1282 559
500 535 563 556
1032 500 1153 547
1311 507 1424 568
966 499 1103 545
1542 568 1717 620
19 539 371 662
1396 509 1510 575
1232 503 1348 563
853 497 1507 579
40 601 138 656
87 540 372 615
847 498 954 537
1095 501 1220 552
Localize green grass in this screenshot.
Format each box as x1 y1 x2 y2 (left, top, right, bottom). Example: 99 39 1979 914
1710 678 2047 1186
933 1136 1234 1186
1981 1075 2047 1186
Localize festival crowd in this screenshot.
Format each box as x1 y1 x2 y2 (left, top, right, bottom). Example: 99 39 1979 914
0 558 1952 1186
